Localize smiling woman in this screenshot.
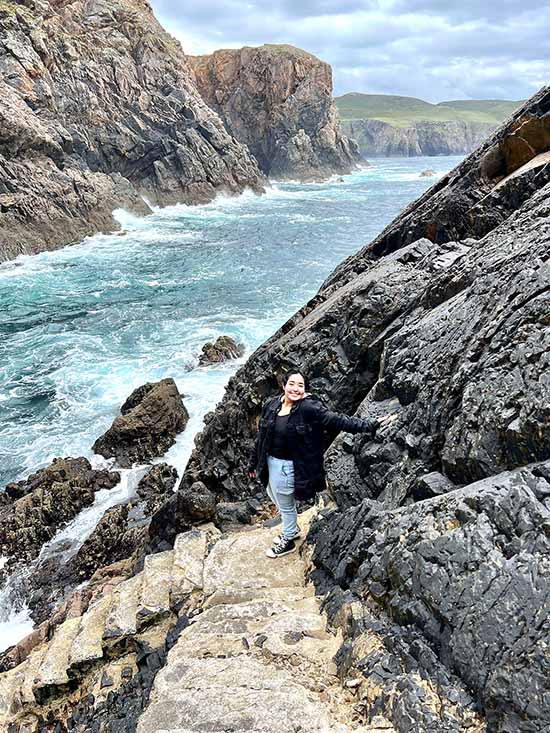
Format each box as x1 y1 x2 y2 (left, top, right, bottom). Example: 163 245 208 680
248 368 396 558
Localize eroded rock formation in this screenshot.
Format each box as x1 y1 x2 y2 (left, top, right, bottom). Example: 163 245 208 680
0 0 264 263
188 44 360 180
0 457 119 570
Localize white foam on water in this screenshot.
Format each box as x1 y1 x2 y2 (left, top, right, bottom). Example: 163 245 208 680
0 607 33 654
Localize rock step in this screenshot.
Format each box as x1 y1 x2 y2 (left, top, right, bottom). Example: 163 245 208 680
136 550 174 626
103 573 143 641
70 595 112 668
18 646 47 706
137 509 371 732
35 616 81 689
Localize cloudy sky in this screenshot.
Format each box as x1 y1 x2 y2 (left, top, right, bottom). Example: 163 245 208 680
149 0 548 102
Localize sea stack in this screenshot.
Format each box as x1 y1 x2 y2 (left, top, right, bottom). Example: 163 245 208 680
188 44 361 180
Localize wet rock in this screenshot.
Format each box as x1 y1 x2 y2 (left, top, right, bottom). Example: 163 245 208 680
0 458 119 567
25 464 177 624
189 44 360 180
420 168 436 176
312 462 550 731
198 335 245 366
93 379 189 468
136 463 178 515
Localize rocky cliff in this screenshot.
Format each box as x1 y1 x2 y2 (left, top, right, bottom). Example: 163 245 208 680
188 44 360 180
150 86 550 730
341 118 495 157
0 0 264 263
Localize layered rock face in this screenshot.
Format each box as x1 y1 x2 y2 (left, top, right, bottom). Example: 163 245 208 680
341 118 495 157
0 0 264 263
188 44 360 180
155 86 550 728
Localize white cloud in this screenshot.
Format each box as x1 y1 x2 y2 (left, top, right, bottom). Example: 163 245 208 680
150 0 550 101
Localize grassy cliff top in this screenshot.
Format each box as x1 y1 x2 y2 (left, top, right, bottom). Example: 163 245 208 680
335 93 523 127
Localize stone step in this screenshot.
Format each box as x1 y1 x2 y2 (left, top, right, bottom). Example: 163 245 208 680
137 656 352 733
35 616 81 689
19 646 47 705
70 595 112 668
103 573 143 641
202 527 307 596
137 550 174 626
170 525 218 605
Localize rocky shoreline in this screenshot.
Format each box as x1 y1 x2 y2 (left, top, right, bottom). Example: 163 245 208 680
341 118 496 157
0 2 357 264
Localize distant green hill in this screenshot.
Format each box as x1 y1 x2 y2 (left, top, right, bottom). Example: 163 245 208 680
335 93 523 128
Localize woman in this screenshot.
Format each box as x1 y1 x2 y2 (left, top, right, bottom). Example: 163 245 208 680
248 369 394 559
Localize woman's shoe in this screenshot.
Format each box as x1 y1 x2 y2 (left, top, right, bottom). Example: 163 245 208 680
265 537 296 558
274 529 301 543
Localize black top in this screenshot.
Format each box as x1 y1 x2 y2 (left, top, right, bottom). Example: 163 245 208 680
269 413 292 459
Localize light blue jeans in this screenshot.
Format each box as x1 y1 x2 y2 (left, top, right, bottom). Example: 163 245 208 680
267 455 298 541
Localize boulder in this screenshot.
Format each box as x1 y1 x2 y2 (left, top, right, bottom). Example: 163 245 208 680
198 335 245 366
0 458 120 567
149 481 216 549
420 168 436 176
93 379 189 467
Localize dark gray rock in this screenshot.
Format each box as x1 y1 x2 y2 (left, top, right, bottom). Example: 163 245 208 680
93 379 189 468
148 480 216 548
0 457 119 568
198 335 245 366
312 463 550 732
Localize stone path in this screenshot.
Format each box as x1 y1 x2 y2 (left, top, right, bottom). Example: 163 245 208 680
136 510 391 733
0 510 393 732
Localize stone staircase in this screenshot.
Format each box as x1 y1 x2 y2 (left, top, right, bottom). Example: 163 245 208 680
0 511 393 732
0 523 220 726
137 510 393 733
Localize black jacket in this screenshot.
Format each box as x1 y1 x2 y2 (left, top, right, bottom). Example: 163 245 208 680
248 395 379 501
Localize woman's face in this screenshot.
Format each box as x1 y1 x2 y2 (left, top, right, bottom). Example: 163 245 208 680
284 373 306 402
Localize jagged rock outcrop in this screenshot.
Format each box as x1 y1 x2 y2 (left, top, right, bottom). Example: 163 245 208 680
144 86 550 729
0 457 120 570
24 463 179 624
0 0 264 263
312 462 550 731
93 378 189 467
341 118 495 157
188 44 360 180
198 334 245 366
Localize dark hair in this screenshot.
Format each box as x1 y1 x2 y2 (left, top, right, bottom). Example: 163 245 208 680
282 368 309 391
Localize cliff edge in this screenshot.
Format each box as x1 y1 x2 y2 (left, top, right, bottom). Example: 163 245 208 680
188 44 360 180
0 0 264 263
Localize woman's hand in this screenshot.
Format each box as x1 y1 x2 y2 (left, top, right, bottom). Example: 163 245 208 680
375 413 399 440
248 470 257 480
